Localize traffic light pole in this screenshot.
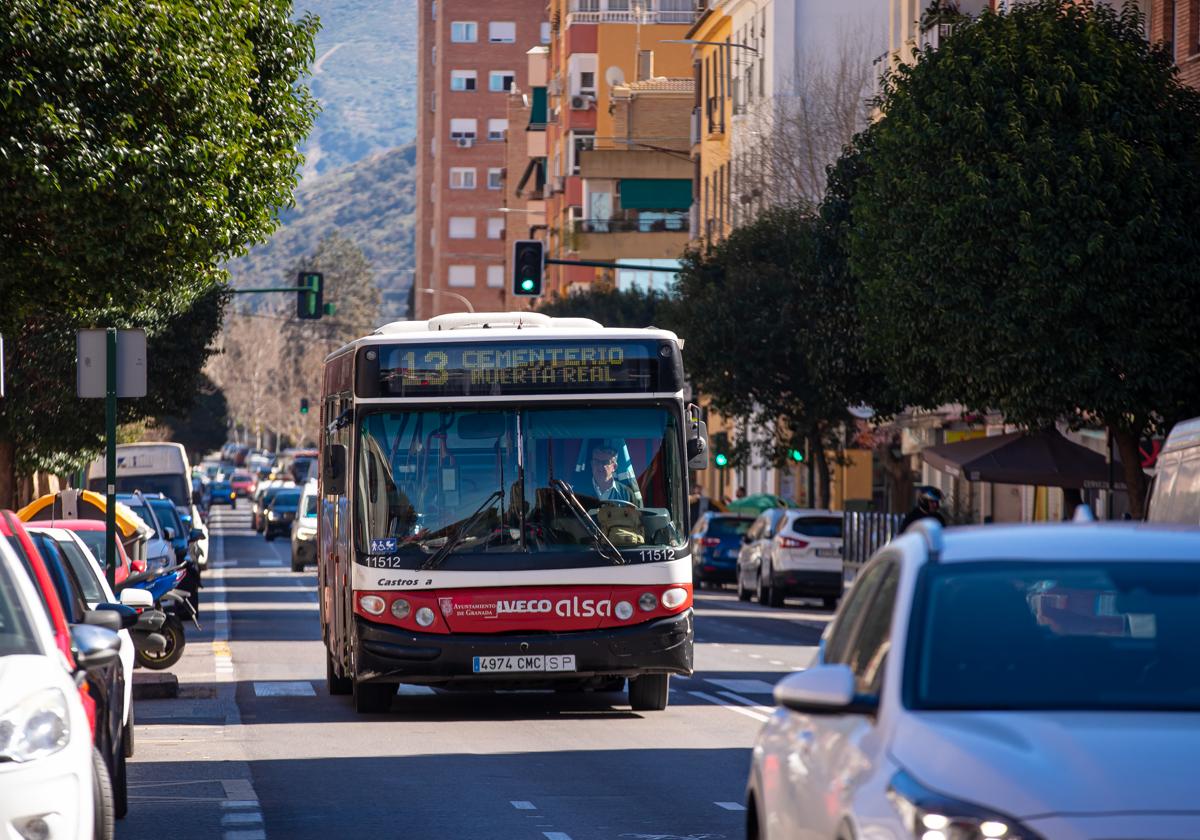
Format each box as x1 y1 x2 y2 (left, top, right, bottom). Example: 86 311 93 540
545 258 682 272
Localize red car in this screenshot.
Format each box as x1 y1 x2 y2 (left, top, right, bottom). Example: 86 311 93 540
230 472 257 498
51 519 137 582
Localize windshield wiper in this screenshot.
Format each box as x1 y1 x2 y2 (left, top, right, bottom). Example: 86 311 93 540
550 479 626 566
421 490 503 571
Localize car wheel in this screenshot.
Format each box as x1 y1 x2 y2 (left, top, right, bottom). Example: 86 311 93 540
292 556 305 572
822 596 839 611
736 572 750 602
123 704 134 758
112 740 128 819
767 579 785 608
92 746 114 840
756 566 769 606
628 673 669 711
353 679 395 713
327 648 352 695
265 530 276 542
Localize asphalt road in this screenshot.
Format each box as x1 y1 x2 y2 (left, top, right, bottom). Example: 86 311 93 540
117 507 831 840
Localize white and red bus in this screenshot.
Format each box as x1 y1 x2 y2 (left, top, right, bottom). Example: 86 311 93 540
318 311 708 713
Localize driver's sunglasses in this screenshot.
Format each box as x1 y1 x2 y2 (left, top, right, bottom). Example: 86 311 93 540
592 455 617 467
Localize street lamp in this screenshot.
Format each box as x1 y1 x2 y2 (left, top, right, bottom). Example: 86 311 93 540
422 288 475 313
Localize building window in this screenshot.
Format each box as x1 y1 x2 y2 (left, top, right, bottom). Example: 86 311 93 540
487 167 503 190
450 21 477 42
431 45 436 66
450 70 477 91
449 167 476 189
449 118 478 142
487 217 505 239
579 71 596 95
489 71 516 93
570 131 595 175
487 118 508 141
540 22 552 44
431 0 436 19
448 265 476 287
488 21 516 43
448 217 476 239
487 265 505 288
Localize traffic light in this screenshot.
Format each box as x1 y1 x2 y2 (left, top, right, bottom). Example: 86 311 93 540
299 398 310 415
512 240 544 296
788 448 805 463
297 272 324 319
712 432 730 468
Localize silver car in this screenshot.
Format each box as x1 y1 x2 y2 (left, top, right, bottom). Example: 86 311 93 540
736 509 844 609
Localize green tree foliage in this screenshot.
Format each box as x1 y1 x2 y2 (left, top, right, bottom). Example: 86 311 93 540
848 0 1200 515
671 208 882 506
536 286 673 329
150 374 231 462
0 0 319 503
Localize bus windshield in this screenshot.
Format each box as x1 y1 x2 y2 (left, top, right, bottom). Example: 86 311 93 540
357 406 685 564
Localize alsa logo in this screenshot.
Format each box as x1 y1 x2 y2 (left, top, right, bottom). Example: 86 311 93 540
497 596 614 618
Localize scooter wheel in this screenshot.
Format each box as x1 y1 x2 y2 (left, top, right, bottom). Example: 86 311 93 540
135 616 186 670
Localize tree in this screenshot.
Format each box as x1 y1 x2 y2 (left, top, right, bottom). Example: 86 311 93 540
846 0 1200 517
537 286 674 329
0 0 319 504
670 207 883 506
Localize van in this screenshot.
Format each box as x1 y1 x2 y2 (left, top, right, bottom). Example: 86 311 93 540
87 442 210 566
1145 417 1200 524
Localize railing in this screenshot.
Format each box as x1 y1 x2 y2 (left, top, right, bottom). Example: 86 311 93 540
842 511 904 575
566 9 698 25
576 215 688 234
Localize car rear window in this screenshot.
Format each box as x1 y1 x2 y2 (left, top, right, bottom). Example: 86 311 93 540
790 516 843 538
273 490 302 506
706 517 755 537
0 561 40 656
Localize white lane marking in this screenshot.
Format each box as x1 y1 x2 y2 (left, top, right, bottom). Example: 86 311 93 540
511 801 537 810
769 659 784 665
221 780 257 802
543 834 573 840
259 558 284 567
717 690 774 715
396 685 437 696
715 801 747 811
689 690 770 723
748 653 763 659
707 678 777 694
253 681 316 697
223 831 265 840
221 800 259 809
222 812 263 825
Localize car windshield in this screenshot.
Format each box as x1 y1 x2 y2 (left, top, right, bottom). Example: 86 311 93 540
357 406 685 564
74 530 116 571
272 490 302 508
149 500 183 534
56 540 106 603
91 474 189 508
790 516 843 538
302 495 318 517
705 516 754 538
0 560 40 656
909 561 1200 711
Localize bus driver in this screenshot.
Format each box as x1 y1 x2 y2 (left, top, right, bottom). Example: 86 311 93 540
583 443 643 506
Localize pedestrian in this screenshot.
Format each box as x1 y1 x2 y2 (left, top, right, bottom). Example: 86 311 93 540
900 485 946 532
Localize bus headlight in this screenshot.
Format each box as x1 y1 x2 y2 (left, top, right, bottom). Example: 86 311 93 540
638 592 657 612
391 599 411 620
415 607 435 627
359 595 386 616
615 601 634 621
661 588 688 610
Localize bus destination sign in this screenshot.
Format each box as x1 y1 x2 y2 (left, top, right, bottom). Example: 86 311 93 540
357 339 683 398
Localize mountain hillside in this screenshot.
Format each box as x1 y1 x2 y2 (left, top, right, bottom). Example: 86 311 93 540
297 0 418 177
226 144 417 318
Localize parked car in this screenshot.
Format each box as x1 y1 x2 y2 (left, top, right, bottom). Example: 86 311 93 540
736 508 844 609
691 512 756 587
0 535 99 840
1147 415 1200 523
264 487 302 541
230 471 256 498
291 483 318 572
116 492 177 570
207 479 236 509
252 481 295 533
746 518 1200 840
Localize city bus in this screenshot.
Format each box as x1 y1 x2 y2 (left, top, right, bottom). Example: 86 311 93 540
318 311 708 713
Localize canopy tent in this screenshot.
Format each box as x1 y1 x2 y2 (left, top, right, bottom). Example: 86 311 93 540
920 429 1125 490
725 493 797 515
18 489 156 565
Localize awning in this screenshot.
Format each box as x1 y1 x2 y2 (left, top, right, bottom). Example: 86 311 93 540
18 489 154 539
619 178 692 210
528 86 547 128
921 429 1126 490
725 493 797 515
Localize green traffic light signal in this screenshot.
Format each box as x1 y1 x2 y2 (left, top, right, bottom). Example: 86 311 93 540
299 398 309 415
789 448 805 463
714 452 729 468
521 278 535 292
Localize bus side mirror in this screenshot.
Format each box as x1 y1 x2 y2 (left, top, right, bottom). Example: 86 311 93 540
688 419 709 470
324 444 347 495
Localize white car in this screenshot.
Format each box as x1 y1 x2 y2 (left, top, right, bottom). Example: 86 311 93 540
0 535 97 840
747 518 1200 840
291 480 319 572
736 508 845 609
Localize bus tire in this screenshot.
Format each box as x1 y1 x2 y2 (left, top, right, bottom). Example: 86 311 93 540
326 649 352 695
353 679 395 714
629 674 669 711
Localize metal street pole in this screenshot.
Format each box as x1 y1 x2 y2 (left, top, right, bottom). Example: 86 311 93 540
104 327 117 588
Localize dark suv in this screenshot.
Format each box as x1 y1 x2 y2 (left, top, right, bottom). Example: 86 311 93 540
690 512 757 587
263 488 302 541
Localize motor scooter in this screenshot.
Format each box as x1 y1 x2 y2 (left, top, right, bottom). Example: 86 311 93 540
116 562 199 670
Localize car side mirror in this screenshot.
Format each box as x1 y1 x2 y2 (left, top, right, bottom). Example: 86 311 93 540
163 526 176 541
94 603 138 630
71 623 121 672
120 588 154 609
324 443 347 495
82 608 123 633
189 528 204 543
773 664 879 716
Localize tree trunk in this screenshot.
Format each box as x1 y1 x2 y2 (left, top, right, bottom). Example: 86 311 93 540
810 432 832 509
0 440 14 509
1111 424 1149 520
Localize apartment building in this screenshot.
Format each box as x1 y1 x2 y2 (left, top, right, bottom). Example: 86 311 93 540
541 0 699 295
1150 1 1200 87
414 0 548 319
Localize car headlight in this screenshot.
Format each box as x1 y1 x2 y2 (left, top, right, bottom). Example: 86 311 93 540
267 511 278 520
888 770 1042 840
0 688 71 763
295 526 316 540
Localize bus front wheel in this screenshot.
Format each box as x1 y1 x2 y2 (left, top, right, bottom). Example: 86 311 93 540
629 674 669 711
326 648 352 696
353 679 395 714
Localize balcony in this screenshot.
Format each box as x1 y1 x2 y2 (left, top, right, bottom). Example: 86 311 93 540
566 0 699 27
575 213 688 234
